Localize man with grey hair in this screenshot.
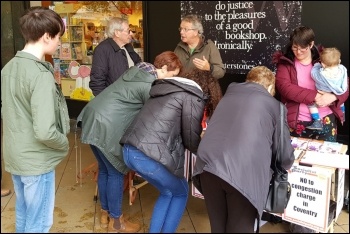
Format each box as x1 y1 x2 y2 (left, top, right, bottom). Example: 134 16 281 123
174 14 225 79
89 17 141 96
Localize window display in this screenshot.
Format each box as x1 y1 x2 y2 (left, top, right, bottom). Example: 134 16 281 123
50 1 144 100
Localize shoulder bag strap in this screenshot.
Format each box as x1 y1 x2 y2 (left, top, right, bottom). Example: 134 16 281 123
278 103 284 163
272 103 284 169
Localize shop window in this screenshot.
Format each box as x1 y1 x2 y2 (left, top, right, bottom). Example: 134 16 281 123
46 1 144 101
50 1 144 61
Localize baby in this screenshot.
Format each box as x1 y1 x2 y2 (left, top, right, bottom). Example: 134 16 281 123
307 47 347 130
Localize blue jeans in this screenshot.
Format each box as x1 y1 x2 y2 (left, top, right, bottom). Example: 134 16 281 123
90 145 124 218
123 144 189 233
12 170 55 233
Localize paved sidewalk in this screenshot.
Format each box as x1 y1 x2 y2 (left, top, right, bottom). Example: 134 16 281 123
1 121 349 233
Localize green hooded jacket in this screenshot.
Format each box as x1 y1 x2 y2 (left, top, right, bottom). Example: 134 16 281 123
77 66 156 174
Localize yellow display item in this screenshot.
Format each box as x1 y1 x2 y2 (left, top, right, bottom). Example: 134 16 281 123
66 61 94 101
70 87 94 101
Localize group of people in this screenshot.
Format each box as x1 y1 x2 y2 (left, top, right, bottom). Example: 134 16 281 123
1 6 348 234
79 13 225 233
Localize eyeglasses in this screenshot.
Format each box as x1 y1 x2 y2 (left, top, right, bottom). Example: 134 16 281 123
291 45 309 52
119 28 131 33
178 27 196 32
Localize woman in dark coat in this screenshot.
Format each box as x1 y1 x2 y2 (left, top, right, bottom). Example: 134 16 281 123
120 69 222 233
78 52 182 233
192 66 295 233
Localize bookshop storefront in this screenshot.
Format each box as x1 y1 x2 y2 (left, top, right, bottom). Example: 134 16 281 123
43 1 144 117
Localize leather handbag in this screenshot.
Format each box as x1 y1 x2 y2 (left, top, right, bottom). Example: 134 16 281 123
264 103 291 214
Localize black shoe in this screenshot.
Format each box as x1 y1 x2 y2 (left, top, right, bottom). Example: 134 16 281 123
306 119 323 131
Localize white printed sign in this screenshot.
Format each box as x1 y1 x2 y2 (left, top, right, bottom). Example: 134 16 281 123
283 164 334 232
299 150 349 170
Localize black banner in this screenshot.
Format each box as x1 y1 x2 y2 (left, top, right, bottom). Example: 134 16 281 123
180 1 302 74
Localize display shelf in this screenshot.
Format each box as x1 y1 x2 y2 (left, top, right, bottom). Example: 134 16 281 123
52 6 88 102
56 12 86 61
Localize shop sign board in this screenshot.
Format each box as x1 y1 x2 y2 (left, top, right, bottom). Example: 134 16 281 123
283 164 334 233
180 1 302 74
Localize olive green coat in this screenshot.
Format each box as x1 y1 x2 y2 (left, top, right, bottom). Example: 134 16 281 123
77 66 156 174
174 35 226 79
1 51 70 176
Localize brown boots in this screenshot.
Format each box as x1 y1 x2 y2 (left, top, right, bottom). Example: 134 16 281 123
108 214 141 233
100 209 109 228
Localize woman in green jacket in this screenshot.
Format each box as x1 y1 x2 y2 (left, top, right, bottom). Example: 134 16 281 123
76 51 182 233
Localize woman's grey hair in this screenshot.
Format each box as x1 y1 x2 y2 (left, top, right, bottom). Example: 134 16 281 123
106 17 129 38
181 14 204 34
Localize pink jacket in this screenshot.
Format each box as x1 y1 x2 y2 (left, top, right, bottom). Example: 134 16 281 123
273 48 349 129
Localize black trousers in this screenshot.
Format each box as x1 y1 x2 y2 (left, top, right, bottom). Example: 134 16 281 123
200 171 257 233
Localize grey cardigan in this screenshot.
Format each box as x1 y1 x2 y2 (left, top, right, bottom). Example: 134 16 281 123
192 82 295 218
